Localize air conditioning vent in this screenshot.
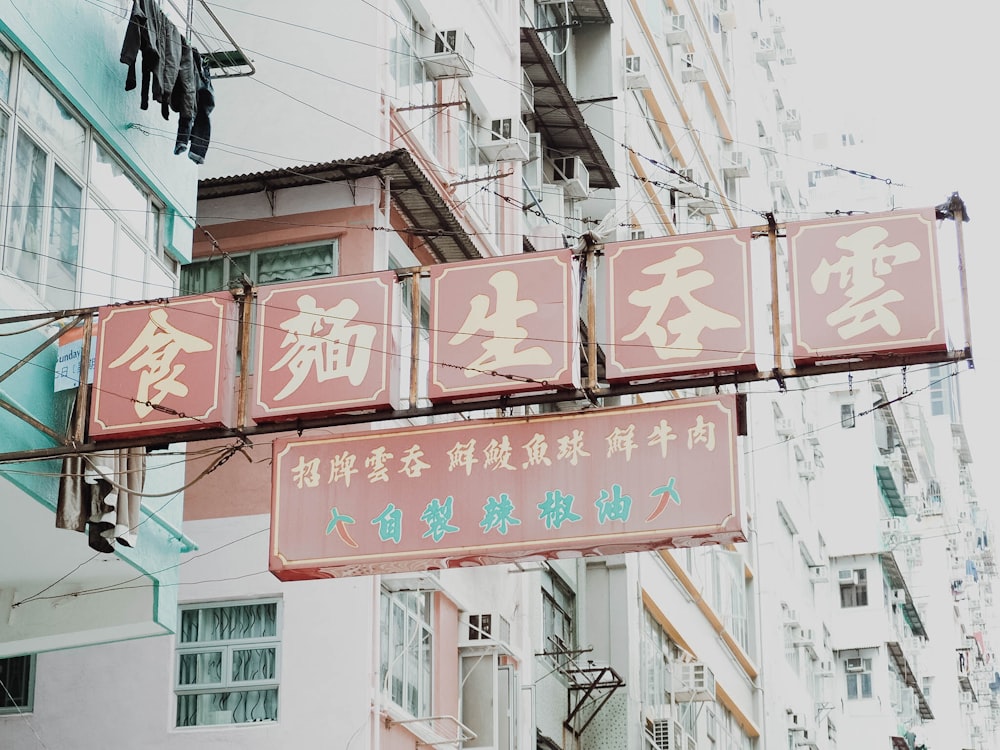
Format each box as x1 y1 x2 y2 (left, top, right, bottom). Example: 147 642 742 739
422 28 475 79
680 52 706 83
845 657 864 673
838 569 858 586
673 662 715 701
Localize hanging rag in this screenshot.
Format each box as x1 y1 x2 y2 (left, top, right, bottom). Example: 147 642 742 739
57 450 147 552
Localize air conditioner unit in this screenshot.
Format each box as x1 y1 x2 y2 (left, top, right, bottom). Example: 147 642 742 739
783 606 800 627
422 28 475 79
838 569 858 586
722 150 750 179
625 54 650 89
550 155 590 199
645 717 684 750
787 711 803 729
681 52 706 83
883 517 902 533
891 589 906 604
676 167 695 183
809 565 829 583
798 460 816 481
674 662 716 701
781 47 796 65
775 417 795 437
535 183 565 222
462 611 512 646
817 660 835 676
770 169 787 188
755 36 776 63
666 14 691 45
845 657 864 673
794 628 816 647
480 117 531 162
780 110 801 133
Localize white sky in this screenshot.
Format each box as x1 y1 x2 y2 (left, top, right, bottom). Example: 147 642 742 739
775 1 998 472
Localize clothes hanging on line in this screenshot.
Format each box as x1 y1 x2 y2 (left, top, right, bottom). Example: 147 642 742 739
120 0 215 163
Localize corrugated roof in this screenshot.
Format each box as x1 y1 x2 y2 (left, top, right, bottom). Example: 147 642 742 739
520 27 618 190
197 149 481 263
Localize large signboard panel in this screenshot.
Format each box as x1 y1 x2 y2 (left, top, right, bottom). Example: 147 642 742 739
89 293 238 440
252 272 399 421
270 396 744 579
604 229 755 380
787 209 947 364
428 249 579 402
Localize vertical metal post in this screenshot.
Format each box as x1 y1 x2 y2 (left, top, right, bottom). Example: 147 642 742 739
409 271 421 408
72 314 94 444
953 201 973 361
766 213 782 372
236 274 253 429
586 245 598 390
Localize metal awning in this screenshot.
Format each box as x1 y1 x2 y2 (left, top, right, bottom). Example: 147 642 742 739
887 641 934 720
520 27 618 190
560 0 614 25
876 465 907 517
879 552 927 638
197 149 480 263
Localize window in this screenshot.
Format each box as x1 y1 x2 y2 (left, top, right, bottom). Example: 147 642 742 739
641 608 678 708
175 600 280 727
387 0 437 150
380 589 432 717
0 52 170 308
840 403 855 428
839 568 868 608
0 655 34 714
542 569 575 653
845 657 873 699
179 241 339 295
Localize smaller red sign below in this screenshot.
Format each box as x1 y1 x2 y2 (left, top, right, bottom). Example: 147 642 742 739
252 272 400 422
787 209 948 365
89 293 238 440
270 396 745 580
428 249 579 402
604 229 756 381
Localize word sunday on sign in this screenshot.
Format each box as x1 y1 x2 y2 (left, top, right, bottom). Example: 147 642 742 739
269 395 744 580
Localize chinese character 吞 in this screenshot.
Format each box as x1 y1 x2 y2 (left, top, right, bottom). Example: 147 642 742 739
399 444 431 478
621 247 740 360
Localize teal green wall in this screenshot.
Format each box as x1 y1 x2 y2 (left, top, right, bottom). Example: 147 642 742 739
0 0 198 262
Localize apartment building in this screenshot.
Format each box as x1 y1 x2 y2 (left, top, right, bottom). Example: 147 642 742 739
0 2 990 750
0 0 200 681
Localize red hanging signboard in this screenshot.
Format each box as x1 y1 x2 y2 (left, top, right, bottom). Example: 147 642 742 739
269 396 745 580
604 228 756 381
89 293 238 440
252 271 400 422
787 209 947 364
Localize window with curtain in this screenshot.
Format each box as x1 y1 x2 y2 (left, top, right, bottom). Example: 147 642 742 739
0 49 170 309
380 588 433 717
0 654 34 714
179 241 339 295
175 600 281 727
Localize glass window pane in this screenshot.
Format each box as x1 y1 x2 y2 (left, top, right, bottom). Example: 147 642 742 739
0 45 11 102
178 651 223 686
115 230 146 303
46 165 82 309
5 131 47 289
231 648 277 682
179 256 226 295
0 655 33 712
81 205 115 306
91 142 147 236
18 68 85 171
